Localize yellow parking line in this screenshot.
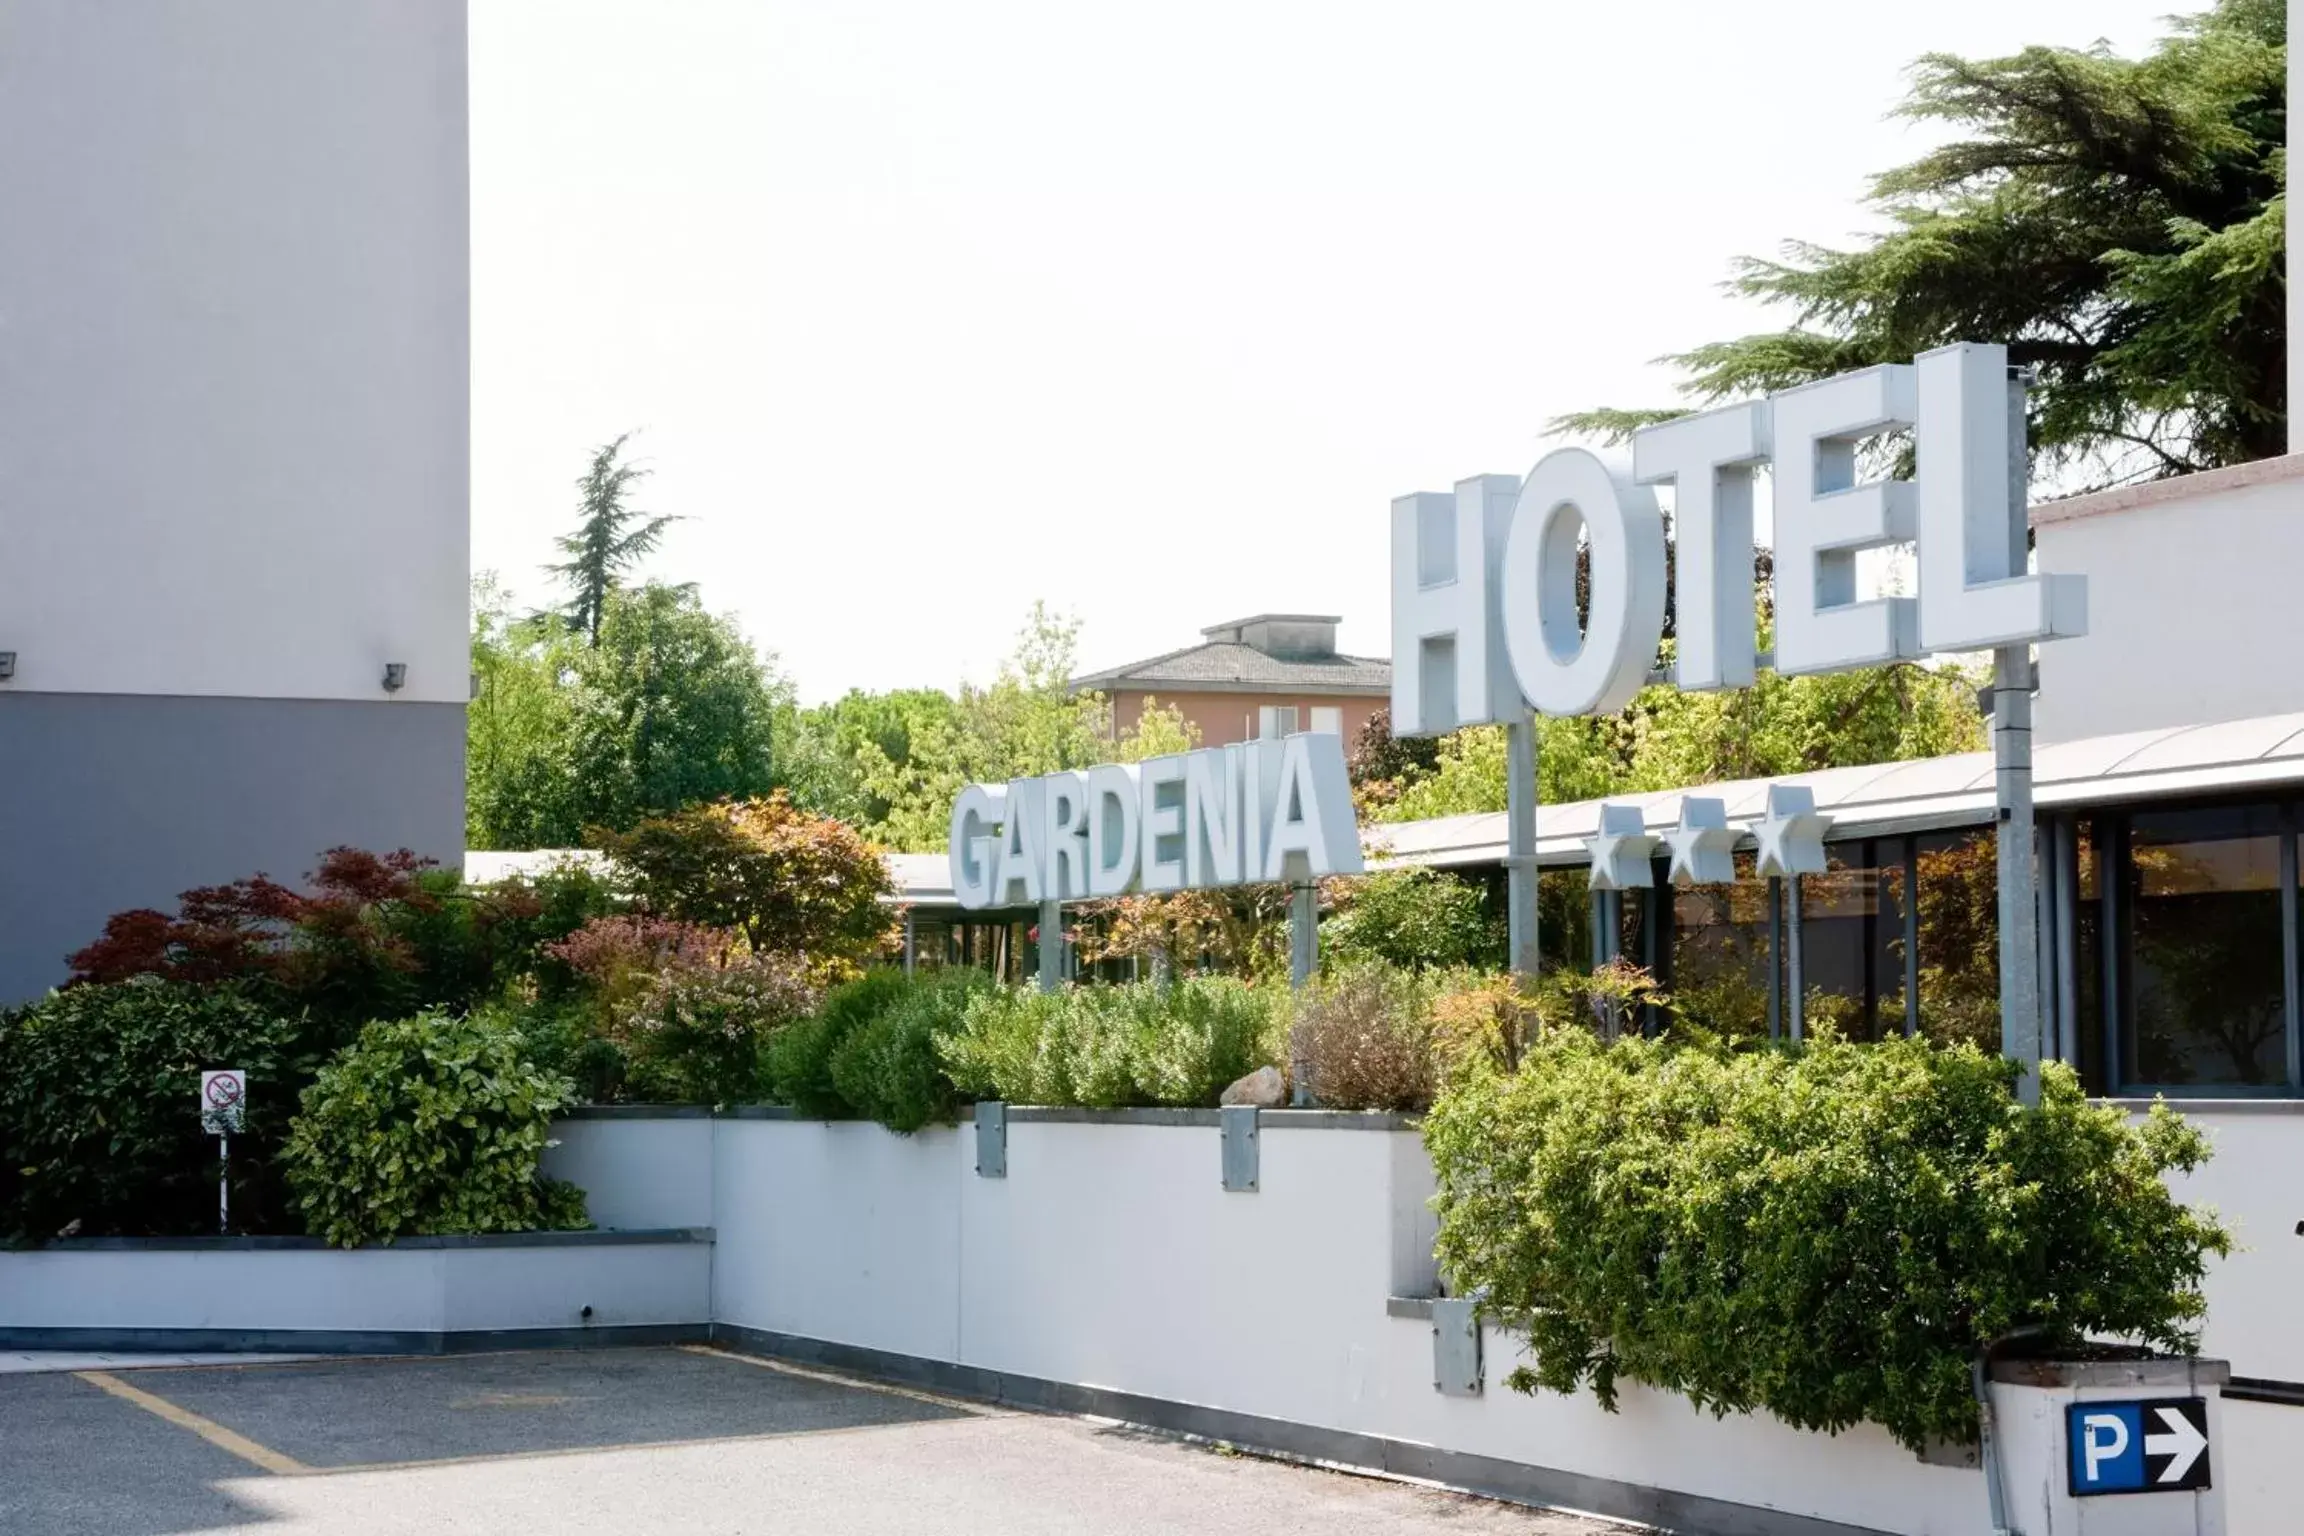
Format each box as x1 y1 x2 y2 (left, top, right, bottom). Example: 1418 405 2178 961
676 1343 1004 1417
75 1370 310 1476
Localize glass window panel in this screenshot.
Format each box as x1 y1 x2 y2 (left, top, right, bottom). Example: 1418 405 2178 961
2125 804 2288 1088
1671 851 1771 1042
2073 821 2105 1093
1537 867 1591 972
1799 844 1880 1040
1913 829 1999 1051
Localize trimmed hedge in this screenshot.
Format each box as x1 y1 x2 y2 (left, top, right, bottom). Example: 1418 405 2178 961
0 980 311 1241
1424 1032 2230 1452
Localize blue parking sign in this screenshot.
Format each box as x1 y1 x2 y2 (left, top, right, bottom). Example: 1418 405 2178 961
2068 1399 2211 1496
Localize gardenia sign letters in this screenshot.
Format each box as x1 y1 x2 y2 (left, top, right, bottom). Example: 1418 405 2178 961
1388 342 2087 731
948 734 1363 910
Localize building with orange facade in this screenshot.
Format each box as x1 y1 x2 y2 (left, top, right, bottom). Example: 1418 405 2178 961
1070 614 1390 748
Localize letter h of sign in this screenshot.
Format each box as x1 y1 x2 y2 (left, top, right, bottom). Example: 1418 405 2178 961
1389 475 1523 737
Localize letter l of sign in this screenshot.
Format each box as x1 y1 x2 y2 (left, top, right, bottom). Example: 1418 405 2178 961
1913 342 2087 651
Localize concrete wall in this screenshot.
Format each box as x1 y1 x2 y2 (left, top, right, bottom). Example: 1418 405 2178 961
0 1231 711 1352
545 1112 716 1234
0 1 470 1000
2034 457 2304 744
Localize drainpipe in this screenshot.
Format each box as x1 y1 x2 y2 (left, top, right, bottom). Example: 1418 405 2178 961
1973 1325 2048 1536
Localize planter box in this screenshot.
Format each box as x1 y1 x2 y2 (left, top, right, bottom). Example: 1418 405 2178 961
0 1227 712 1354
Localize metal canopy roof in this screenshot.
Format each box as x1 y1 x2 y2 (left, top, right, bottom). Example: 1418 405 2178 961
1369 711 2304 873
463 712 2304 908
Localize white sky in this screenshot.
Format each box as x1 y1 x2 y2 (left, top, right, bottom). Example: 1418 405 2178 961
471 0 2176 704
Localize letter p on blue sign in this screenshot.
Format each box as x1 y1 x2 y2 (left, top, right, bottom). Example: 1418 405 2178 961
2068 1398 2211 1496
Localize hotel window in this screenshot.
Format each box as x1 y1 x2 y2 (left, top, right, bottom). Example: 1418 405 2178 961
1257 705 1300 739
2118 803 2292 1090
1310 706 1343 736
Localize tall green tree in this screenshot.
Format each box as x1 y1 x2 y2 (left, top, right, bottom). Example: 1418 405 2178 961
1563 1 2286 483
548 434 683 643
468 578 790 849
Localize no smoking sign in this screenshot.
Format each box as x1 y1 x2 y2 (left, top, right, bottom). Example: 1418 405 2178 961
200 1070 246 1135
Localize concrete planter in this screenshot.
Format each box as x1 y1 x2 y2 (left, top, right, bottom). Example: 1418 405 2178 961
1988 1355 2230 1535
0 1227 713 1354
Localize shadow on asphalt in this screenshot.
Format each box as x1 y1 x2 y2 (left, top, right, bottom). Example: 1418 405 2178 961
0 1346 972 1536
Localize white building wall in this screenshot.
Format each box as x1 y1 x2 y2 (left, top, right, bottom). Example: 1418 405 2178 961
0 1 472 1000
2034 457 2304 744
0 0 470 706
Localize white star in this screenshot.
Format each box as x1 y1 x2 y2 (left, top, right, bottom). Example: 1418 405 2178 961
1751 783 1833 879
1584 803 1659 891
1663 796 1739 886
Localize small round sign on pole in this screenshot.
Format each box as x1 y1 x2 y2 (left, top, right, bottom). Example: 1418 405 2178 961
199 1070 246 1234
200 1070 246 1135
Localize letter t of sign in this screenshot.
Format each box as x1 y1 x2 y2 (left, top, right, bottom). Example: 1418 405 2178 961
1389 474 1523 736
1634 402 1770 690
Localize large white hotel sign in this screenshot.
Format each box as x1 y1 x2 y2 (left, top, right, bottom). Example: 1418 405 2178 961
1388 342 2088 732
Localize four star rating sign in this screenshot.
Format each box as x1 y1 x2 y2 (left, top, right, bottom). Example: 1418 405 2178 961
2068 1398 2212 1496
1584 804 1659 891
1663 797 1738 887
1751 784 1832 880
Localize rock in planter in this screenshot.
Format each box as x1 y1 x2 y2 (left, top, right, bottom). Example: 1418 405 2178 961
1220 1066 1287 1108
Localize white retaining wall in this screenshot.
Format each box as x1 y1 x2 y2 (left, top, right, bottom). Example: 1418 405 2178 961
0 1232 710 1346
544 1105 2297 1536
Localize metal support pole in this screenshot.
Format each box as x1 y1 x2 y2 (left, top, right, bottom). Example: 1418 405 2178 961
1590 889 1608 973
903 910 917 977
1997 371 2042 1105
1289 882 1317 988
1505 715 1540 980
1037 898 1063 994
1766 876 1784 1042
1289 881 1318 1106
218 1134 229 1236
1786 875 1806 1045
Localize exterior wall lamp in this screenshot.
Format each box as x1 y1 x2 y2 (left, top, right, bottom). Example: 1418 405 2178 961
382 662 407 693
0 652 14 681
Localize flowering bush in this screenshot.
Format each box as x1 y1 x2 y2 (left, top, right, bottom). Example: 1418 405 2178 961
609 949 820 1104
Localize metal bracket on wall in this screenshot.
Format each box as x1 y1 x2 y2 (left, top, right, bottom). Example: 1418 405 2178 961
1220 1105 1258 1192
1432 1297 1482 1396
975 1100 1007 1179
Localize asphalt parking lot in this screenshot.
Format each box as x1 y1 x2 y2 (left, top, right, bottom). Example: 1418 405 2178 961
0 1346 1621 1535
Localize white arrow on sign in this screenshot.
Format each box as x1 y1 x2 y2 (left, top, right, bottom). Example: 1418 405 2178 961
2145 1405 2208 1484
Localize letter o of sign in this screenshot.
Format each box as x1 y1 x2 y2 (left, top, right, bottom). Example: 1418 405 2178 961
1500 447 1668 717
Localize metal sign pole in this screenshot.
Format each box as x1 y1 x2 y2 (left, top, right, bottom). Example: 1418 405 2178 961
1505 713 1540 980
1998 370 2043 1106
218 1133 229 1236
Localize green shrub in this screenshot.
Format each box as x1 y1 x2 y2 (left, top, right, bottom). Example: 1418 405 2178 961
283 1011 588 1246
828 972 992 1132
1320 867 1502 972
939 978 1284 1109
1424 1033 2231 1452
765 968 919 1117
0 980 311 1241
